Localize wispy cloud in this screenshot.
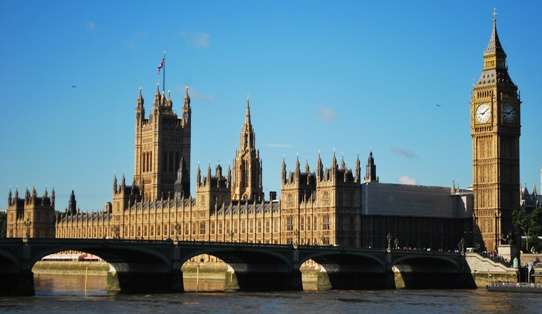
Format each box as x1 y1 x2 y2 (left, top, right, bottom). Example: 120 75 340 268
191 89 214 103
125 31 147 49
266 143 293 149
398 176 417 185
318 106 336 123
175 84 214 103
391 147 418 159
181 32 210 48
86 21 96 32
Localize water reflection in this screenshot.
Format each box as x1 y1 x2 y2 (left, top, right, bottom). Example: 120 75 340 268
34 273 111 296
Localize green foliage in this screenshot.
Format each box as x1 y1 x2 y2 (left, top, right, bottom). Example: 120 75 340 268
513 206 542 252
0 211 6 238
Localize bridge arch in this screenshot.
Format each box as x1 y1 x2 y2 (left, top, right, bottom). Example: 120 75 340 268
298 251 388 290
392 254 466 289
26 240 179 294
179 247 299 291
0 248 21 295
29 244 170 268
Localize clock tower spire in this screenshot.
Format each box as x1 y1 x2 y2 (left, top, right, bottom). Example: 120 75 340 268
471 10 521 252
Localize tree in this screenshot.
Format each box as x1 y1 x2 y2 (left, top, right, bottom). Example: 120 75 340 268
513 206 542 252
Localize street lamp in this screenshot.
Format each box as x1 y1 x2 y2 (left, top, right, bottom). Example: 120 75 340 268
23 219 32 241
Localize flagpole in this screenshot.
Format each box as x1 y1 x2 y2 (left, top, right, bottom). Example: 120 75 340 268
162 52 166 92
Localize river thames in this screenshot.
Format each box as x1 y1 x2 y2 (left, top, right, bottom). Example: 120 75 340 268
0 275 541 314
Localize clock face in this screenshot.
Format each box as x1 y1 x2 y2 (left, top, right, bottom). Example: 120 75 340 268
502 103 516 123
476 103 491 124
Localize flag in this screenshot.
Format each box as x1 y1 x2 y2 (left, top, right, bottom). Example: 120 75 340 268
157 57 165 74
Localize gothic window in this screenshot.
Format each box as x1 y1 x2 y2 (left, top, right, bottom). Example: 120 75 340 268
249 220 254 233
286 216 293 231
322 191 329 204
218 221 223 234
287 194 293 207
257 220 262 233
265 221 270 233
241 221 246 233
199 222 206 235
300 217 304 231
211 222 215 234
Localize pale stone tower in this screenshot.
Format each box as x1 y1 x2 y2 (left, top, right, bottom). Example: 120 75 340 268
6 187 55 238
471 12 521 252
231 99 263 202
132 86 191 201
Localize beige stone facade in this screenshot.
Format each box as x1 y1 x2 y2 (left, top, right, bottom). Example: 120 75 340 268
6 188 55 238
8 18 523 255
49 90 363 247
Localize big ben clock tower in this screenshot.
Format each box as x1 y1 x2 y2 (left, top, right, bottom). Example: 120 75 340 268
471 11 521 252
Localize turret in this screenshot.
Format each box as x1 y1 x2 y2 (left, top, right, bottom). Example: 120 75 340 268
113 175 118 193
197 164 201 185
281 159 287 184
355 155 361 183
8 190 12 206
316 153 323 180
136 88 145 122
67 190 77 215
153 84 161 109
183 86 191 118
364 151 378 183
295 157 301 181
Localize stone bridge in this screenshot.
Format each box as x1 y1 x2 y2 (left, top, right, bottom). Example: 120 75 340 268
0 239 474 295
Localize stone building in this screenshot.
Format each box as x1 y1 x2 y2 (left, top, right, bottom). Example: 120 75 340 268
470 13 521 252
6 188 55 238
8 15 525 254
14 89 472 250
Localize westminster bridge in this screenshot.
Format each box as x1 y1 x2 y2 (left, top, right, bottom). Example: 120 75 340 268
0 239 475 295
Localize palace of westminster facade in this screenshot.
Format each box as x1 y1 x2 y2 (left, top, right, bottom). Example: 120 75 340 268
6 16 527 253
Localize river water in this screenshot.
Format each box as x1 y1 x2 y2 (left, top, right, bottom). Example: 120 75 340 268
0 275 541 313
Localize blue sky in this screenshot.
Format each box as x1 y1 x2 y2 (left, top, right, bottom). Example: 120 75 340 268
1 1 540 211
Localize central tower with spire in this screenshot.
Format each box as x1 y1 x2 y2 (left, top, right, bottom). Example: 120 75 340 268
231 98 263 202
471 10 521 252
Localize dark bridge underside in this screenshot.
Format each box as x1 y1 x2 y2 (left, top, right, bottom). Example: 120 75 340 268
394 257 474 289
307 253 391 290
0 240 471 295
182 249 301 291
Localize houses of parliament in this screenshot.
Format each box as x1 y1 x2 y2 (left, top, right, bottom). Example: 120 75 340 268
6 15 527 254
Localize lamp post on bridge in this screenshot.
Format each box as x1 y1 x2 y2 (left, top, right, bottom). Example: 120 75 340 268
175 223 181 241
23 219 31 241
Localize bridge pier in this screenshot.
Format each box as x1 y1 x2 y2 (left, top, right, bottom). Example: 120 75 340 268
0 269 34 296
112 263 182 293
234 269 302 291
